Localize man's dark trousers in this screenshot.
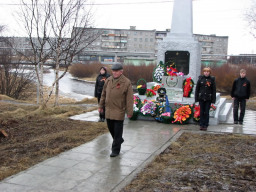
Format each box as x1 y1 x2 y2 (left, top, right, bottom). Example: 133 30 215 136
233 98 246 123
106 119 124 154
199 100 211 127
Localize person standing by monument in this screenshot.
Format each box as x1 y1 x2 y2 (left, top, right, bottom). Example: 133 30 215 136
99 63 133 157
231 69 251 125
94 66 110 122
195 67 216 131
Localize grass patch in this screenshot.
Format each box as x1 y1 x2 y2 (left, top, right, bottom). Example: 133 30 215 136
121 132 256 192
0 93 107 181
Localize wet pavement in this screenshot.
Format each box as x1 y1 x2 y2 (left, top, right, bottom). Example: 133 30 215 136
1 110 256 192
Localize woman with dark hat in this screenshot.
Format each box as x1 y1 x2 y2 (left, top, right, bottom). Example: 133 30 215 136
94 66 110 122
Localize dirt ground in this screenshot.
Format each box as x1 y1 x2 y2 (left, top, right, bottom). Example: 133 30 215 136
121 132 256 192
1 94 256 191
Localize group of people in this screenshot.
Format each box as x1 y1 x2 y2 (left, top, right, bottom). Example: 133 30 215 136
95 64 251 157
195 67 250 131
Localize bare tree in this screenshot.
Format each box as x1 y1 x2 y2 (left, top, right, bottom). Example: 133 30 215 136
245 1 256 38
0 27 36 99
17 0 101 108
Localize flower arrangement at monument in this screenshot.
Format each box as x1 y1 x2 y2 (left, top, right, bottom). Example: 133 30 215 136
166 66 178 76
193 104 200 122
140 100 156 116
137 78 147 95
210 104 216 111
164 61 184 77
183 77 194 97
161 111 172 124
172 105 192 124
209 104 217 116
152 84 161 91
153 65 165 83
129 95 142 120
145 89 156 97
161 112 171 117
135 95 142 105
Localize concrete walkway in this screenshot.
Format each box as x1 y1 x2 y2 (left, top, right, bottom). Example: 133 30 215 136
1 110 256 192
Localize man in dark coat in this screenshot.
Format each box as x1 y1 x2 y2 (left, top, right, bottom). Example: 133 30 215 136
94 66 110 122
195 67 216 131
231 69 250 125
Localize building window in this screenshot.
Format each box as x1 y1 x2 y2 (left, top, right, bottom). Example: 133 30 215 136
134 38 137 42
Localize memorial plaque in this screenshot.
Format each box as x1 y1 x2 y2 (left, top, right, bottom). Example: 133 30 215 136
165 51 190 75
166 88 183 102
162 76 183 89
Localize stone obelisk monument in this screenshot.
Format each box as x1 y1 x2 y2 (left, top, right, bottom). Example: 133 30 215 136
157 0 201 82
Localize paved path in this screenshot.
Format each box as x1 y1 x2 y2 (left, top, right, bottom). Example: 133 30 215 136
1 110 256 192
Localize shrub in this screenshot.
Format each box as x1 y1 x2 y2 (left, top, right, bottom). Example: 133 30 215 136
69 62 110 78
0 63 36 100
202 63 256 96
69 62 155 85
123 64 155 84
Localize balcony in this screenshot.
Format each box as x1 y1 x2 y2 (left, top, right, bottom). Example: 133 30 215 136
101 34 128 37
101 45 127 49
101 39 127 43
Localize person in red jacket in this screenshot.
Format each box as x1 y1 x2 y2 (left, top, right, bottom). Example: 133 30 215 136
231 69 251 125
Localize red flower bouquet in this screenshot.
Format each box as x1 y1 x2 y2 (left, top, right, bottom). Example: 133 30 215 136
166 66 178 76
146 89 156 97
193 104 200 122
183 77 194 97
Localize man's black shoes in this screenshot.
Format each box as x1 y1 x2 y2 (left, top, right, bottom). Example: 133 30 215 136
110 152 119 157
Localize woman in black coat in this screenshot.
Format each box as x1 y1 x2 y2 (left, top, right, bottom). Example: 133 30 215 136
94 66 110 122
195 67 216 131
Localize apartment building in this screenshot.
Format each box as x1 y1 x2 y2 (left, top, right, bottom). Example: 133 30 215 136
77 27 228 65
0 26 229 66
76 26 156 65
155 30 229 65
194 34 228 64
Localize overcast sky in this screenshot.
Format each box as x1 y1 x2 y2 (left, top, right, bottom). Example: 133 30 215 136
0 0 255 55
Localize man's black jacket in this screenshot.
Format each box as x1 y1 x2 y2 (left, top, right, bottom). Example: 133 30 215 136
231 77 250 99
